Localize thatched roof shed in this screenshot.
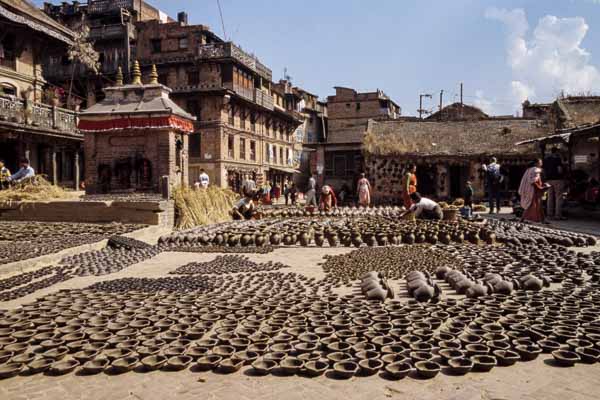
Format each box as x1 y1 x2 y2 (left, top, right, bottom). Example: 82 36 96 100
363 119 549 158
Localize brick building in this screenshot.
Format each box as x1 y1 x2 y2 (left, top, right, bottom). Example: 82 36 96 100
310 86 401 192
519 96 600 184
0 0 81 187
134 18 303 190
271 80 327 188
43 0 172 108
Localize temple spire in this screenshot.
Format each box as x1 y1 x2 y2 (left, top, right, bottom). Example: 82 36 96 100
132 60 142 85
149 64 159 85
115 66 123 86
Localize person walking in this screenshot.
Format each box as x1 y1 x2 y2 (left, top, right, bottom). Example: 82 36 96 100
357 173 372 207
401 164 417 208
482 157 503 214
519 159 550 223
289 183 298 205
283 179 290 205
305 175 318 207
464 180 474 209
198 169 210 189
0 160 11 190
543 147 566 220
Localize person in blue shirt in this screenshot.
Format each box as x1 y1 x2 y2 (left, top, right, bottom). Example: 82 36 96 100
8 158 35 183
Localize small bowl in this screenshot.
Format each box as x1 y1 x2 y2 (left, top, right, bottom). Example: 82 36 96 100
0 363 24 379
538 339 561 353
82 359 109 375
111 356 139 373
216 358 244 374
27 358 53 374
447 357 473 375
333 361 358 379
73 350 99 364
280 357 304 375
166 356 192 371
470 355 497 372
384 361 412 379
251 359 277 375
515 345 542 361
141 355 168 371
104 348 132 362
493 350 520 366
551 350 580 367
575 347 600 364
49 359 79 375
196 355 222 371
10 352 35 364
303 360 328 377
414 361 441 379
0 350 14 364
358 359 384 376
42 346 69 361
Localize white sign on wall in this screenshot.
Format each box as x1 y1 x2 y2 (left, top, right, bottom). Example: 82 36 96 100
574 155 589 164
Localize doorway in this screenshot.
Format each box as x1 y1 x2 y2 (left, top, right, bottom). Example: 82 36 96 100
449 165 470 199
0 139 18 173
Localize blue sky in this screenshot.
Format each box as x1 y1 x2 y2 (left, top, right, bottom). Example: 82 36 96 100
38 0 600 116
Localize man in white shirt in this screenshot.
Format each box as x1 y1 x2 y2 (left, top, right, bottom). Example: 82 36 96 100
305 175 318 207
199 169 210 189
241 174 256 197
400 192 443 220
8 158 35 183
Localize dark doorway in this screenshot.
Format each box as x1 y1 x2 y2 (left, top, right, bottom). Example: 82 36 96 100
0 139 18 173
449 165 470 199
416 164 436 197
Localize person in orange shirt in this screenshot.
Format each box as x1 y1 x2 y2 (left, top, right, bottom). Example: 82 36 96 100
402 164 417 208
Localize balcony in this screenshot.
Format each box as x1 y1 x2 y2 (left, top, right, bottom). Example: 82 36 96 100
88 24 133 40
89 0 133 14
197 42 272 81
0 96 80 138
224 82 254 103
255 89 274 111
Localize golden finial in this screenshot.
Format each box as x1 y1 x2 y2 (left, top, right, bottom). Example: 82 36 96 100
149 64 159 84
132 60 142 85
115 66 123 86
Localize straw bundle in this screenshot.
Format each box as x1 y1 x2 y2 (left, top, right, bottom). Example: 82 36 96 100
0 176 68 202
173 186 238 229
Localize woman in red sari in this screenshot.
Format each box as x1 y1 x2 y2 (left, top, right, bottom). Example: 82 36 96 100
519 159 550 223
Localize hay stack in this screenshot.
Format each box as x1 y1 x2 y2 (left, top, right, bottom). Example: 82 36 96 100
173 186 238 229
0 176 67 202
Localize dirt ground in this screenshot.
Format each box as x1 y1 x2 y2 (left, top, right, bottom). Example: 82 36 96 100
2 245 600 400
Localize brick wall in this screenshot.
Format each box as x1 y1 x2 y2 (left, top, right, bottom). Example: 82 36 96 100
84 128 188 194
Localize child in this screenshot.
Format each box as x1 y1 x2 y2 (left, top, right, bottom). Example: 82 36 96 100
460 181 475 219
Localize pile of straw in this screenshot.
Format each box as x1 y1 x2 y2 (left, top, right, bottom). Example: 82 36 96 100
0 176 68 202
173 186 238 230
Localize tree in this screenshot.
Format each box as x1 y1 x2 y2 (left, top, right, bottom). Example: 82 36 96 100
67 26 100 109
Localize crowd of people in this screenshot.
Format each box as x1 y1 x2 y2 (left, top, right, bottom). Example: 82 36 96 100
197 150 597 225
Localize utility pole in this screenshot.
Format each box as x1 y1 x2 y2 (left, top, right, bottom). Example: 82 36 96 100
460 82 464 119
418 93 432 119
439 90 444 121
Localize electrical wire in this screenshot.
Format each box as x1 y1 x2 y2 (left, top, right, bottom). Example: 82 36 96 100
216 0 227 41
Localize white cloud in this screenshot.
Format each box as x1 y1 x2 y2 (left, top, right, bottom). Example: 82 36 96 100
511 81 535 104
473 90 495 115
486 7 600 107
